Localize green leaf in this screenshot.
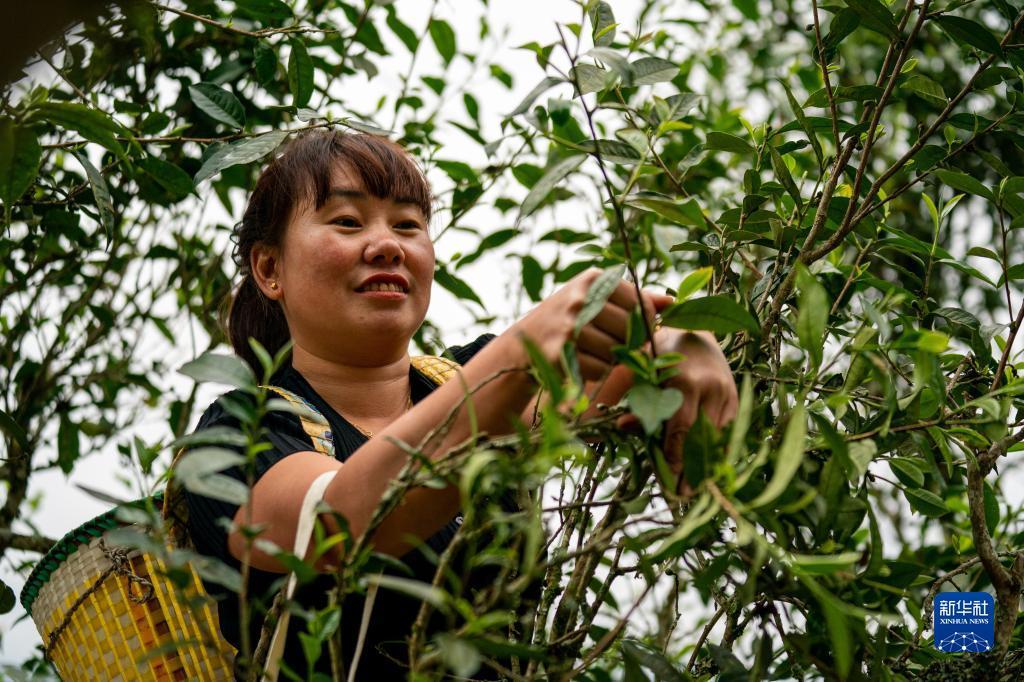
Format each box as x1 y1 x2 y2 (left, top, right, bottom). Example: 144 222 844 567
429 19 457 65
57 413 81 474
287 38 314 107
0 119 41 209
902 74 946 104
436 634 482 678
844 0 899 39
34 102 125 157
789 551 861 575
674 267 713 301
796 265 829 369
823 8 860 50
194 130 287 185
620 640 690 681
0 580 15 615
705 131 755 155
889 457 925 487
189 82 246 129
179 352 256 389
625 194 705 227
191 555 243 593
933 306 980 329
182 473 250 505
626 384 683 435
732 0 759 20
385 8 418 52
630 57 678 85
253 43 278 85
660 295 758 335
779 79 824 165
904 487 948 516
804 84 883 108
769 142 802 208
819 590 853 678
235 0 292 23
509 76 565 116
517 154 584 223
916 330 949 353
708 644 749 681
368 574 450 612
934 169 993 201
984 481 1000 535
577 139 641 164
72 151 116 237
138 156 193 201
570 63 611 95
434 266 484 307
935 15 1003 55
172 426 248 449
589 1 616 47
749 403 806 508
574 265 626 336
0 408 28 453
174 447 246 481
522 255 544 302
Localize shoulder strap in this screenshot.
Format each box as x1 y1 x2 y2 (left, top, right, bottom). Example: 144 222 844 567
411 354 461 385
162 356 461 548
263 386 335 457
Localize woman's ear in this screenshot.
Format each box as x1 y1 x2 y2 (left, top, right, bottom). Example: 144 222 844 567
251 243 282 300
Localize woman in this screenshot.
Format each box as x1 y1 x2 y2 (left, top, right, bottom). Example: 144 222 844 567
184 130 737 678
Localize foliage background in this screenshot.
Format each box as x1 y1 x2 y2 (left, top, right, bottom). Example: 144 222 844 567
2 0 1024 679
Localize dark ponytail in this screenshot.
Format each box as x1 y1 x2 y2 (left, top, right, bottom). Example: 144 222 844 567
224 129 433 376
226 275 290 378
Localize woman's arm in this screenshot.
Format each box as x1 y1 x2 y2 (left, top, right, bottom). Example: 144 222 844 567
227 268 654 571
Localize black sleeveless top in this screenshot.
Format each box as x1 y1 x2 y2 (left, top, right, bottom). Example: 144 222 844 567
184 335 500 679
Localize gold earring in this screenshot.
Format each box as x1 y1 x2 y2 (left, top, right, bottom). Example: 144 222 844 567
269 281 279 290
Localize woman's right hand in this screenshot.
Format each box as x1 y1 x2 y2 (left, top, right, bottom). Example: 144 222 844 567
507 268 670 381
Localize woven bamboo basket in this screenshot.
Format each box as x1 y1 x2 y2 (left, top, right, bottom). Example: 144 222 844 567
20 498 235 681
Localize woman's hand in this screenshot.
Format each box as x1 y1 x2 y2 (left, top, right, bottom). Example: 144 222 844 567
507 268 662 381
626 328 738 490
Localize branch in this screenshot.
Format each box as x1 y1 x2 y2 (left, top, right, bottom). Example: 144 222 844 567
556 24 658 356
152 3 339 38
991 300 1024 392
807 10 1024 263
966 437 1024 652
0 528 56 553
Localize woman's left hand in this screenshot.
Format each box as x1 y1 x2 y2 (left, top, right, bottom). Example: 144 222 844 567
653 328 738 475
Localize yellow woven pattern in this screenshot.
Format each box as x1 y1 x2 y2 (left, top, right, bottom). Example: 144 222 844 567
412 355 461 386
31 536 233 681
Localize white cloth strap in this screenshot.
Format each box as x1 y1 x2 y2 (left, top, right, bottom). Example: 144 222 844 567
262 470 336 681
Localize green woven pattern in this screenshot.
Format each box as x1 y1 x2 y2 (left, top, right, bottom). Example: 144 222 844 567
20 495 162 613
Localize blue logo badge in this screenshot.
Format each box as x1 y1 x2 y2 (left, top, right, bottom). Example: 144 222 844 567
933 592 995 653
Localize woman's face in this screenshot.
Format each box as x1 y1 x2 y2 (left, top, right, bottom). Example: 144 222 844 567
260 163 435 363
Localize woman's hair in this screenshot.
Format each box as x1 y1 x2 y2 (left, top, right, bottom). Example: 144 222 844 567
226 129 433 374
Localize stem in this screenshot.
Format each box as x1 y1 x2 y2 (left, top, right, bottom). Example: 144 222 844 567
556 24 658 356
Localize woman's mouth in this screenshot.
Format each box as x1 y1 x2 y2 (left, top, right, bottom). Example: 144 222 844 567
357 282 407 293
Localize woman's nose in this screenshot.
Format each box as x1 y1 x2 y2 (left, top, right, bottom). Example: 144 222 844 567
362 223 404 265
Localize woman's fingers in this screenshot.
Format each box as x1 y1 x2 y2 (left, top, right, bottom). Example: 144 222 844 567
577 351 613 381
576 323 619 363
590 304 630 342
606 282 664 329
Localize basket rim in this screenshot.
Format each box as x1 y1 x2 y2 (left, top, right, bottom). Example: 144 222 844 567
19 493 163 614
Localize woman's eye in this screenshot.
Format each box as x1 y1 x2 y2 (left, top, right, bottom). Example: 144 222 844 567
333 216 360 228
395 221 421 230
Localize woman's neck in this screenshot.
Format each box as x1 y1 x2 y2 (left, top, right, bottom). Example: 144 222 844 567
290 344 412 427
